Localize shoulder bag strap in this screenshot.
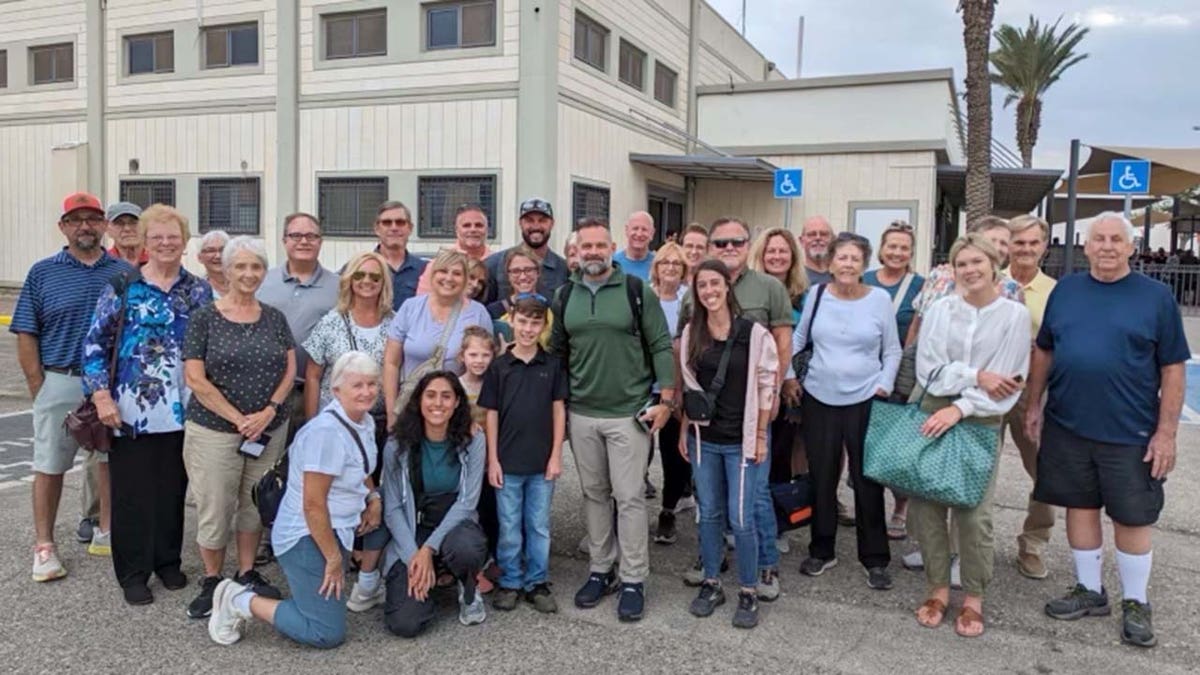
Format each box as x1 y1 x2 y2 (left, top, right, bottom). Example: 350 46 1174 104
801 284 827 353
706 318 743 396
326 410 371 476
340 313 359 351
107 274 132 393
892 273 915 315
430 301 463 362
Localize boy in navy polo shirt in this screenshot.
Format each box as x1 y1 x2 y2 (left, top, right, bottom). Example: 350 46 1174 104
479 295 567 613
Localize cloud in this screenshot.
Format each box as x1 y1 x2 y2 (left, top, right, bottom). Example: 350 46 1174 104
1074 6 1194 29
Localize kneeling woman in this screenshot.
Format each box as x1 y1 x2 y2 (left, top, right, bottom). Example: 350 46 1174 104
208 351 384 648
910 233 1029 638
382 371 489 637
678 260 779 629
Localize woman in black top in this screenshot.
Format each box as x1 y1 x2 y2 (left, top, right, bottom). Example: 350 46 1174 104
677 260 780 629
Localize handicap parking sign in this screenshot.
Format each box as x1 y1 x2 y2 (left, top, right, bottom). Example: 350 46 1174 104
1110 160 1150 195
774 169 803 199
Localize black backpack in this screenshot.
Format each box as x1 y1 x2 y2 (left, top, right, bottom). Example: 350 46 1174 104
552 273 651 368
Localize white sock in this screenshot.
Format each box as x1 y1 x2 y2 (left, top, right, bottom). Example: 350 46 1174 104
233 589 255 618
1115 549 1152 603
358 569 381 593
1071 547 1104 593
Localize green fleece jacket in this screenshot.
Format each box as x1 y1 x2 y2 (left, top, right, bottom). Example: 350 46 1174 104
549 267 675 418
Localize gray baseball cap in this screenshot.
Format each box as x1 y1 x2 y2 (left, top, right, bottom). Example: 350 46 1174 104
106 201 142 222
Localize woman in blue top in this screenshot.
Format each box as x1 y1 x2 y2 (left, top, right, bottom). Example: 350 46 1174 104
380 370 489 638
207 351 383 649
82 205 212 606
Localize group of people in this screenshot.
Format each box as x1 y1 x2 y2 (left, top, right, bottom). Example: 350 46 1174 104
13 190 1183 650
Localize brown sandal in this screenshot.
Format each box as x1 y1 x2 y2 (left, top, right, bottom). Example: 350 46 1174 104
954 606 985 638
915 597 947 628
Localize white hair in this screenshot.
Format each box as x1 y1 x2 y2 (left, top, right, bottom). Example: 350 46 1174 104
1088 212 1137 243
221 236 269 270
199 229 230 250
330 351 381 390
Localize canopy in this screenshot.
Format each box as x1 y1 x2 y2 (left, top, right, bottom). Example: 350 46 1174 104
1057 144 1200 196
628 154 778 181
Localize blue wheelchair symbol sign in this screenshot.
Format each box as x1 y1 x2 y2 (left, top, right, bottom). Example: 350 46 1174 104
774 169 803 199
1109 160 1150 195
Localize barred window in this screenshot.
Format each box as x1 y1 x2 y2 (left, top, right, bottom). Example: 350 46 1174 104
119 179 176 209
418 175 496 239
572 182 610 224
318 177 388 237
199 178 260 234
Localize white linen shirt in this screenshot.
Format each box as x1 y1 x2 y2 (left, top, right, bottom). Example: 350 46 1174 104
915 294 1031 418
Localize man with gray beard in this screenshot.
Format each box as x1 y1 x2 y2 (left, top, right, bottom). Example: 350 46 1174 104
800 215 835 285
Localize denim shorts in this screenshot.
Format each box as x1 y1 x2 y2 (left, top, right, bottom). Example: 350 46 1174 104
1033 418 1165 527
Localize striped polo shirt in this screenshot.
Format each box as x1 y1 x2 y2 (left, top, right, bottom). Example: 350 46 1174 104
9 248 133 370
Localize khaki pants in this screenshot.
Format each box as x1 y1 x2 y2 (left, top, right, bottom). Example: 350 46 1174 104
1004 388 1055 556
182 421 288 550
909 454 1001 597
569 413 651 583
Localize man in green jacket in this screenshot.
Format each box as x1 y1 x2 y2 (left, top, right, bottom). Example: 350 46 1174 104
549 217 676 623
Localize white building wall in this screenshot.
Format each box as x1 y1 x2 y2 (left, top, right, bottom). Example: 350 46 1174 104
0 0 88 117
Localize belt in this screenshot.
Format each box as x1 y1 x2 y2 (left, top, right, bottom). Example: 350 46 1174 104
44 366 82 377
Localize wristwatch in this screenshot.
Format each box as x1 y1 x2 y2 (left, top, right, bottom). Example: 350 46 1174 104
270 400 286 416
660 398 678 413
366 490 382 503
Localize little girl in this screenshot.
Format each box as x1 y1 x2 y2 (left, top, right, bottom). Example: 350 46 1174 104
458 325 500 593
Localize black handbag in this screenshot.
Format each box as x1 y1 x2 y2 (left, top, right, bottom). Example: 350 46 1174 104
252 409 372 528
682 320 741 421
771 474 814 534
790 284 826 383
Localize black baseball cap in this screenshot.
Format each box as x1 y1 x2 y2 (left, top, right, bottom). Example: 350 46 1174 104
519 198 553 219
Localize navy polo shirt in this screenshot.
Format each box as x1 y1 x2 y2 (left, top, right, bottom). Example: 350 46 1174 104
483 247 570 305
477 347 568 475
1037 272 1190 445
374 246 427 310
9 249 133 370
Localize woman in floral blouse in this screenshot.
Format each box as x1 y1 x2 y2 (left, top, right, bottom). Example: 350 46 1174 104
82 204 213 606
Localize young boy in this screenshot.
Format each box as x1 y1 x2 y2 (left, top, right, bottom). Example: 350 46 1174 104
479 296 567 613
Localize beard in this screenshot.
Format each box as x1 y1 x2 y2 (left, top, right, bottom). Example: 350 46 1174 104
807 247 828 261
582 258 610 276
522 229 548 248
74 232 100 251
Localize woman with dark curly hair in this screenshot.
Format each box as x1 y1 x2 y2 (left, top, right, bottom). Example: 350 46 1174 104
380 370 488 637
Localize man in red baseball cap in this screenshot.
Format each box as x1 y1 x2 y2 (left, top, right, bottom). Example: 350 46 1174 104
10 191 133 582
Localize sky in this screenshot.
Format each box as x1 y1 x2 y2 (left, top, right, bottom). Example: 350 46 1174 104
706 0 1200 171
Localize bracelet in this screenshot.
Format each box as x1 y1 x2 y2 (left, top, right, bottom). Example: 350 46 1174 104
660 398 678 412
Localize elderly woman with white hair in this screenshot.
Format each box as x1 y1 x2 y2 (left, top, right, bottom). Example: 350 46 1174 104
196 229 231 298
208 351 383 649
182 236 296 619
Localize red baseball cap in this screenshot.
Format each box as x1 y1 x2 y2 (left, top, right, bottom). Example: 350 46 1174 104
61 192 104 219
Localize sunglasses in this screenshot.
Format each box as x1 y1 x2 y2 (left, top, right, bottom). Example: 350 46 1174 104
514 292 549 306
885 222 914 232
711 237 749 249
352 271 383 282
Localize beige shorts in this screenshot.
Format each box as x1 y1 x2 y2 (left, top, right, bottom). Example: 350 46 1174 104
182 420 288 550
31 371 86 475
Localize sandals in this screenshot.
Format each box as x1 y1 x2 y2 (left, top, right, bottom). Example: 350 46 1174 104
887 512 907 540
954 606 985 638
915 597 947 628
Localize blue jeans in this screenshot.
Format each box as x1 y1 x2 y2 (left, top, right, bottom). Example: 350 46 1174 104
690 438 762 589
273 535 348 649
495 473 555 590
755 431 780 571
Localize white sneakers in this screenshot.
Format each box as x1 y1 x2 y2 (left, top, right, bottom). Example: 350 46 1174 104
346 580 386 613
458 583 487 626
208 579 250 646
32 544 67 582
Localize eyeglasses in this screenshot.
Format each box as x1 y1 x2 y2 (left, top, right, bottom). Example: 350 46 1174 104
352 270 383 282
62 215 104 226
508 265 539 277
284 232 322 243
200 247 224 256
377 218 410 228
147 234 183 244
711 237 749 249
657 260 684 267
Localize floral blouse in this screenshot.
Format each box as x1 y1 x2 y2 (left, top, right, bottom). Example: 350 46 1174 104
82 269 213 436
302 308 394 415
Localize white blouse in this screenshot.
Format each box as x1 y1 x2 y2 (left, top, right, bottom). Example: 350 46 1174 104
916 294 1031 418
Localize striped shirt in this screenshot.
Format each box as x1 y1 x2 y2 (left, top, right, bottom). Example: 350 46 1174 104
9 249 133 370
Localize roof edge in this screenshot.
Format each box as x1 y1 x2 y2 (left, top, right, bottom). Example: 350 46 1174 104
695 68 956 95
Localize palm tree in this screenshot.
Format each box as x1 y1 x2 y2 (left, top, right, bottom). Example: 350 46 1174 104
959 0 997 225
990 16 1090 168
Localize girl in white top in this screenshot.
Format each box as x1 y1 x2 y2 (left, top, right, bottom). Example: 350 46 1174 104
910 233 1030 639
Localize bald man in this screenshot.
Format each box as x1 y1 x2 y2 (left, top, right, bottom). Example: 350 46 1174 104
800 216 835 284
612 211 656 281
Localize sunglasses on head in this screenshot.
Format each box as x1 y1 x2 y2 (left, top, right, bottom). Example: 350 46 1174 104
514 292 549 307
836 232 870 244
711 237 749 249
352 270 383 282
885 222 914 232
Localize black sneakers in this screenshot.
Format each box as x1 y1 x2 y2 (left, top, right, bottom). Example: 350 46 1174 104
688 580 726 617
799 556 838 577
1045 584 1111 620
1120 599 1156 648
574 569 619 608
865 566 894 591
653 511 678 545
235 569 282 600
123 582 153 606
732 590 759 629
157 567 188 591
617 582 645 622
186 575 223 619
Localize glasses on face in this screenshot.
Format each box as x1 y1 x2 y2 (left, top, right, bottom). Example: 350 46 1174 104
657 260 684 268
200 247 224 256
508 265 538 277
63 215 104 226
377 218 410 228
352 270 383 282
711 237 748 249
285 232 322 243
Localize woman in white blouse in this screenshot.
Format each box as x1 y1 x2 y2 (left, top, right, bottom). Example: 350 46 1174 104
792 233 902 590
910 233 1030 639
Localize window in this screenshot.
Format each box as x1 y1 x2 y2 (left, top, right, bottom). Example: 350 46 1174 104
618 40 644 90
0 51 7 89
126 32 174 75
573 12 608 72
119 179 176 208
199 178 261 234
654 62 677 107
204 23 259 68
324 9 387 60
30 43 73 84
425 1 496 50
572 182 610 224
418 175 496 239
318 177 388 236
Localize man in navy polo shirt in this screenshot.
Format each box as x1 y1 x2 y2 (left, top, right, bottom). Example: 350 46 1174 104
11 192 133 582
371 200 426 309
1025 213 1188 649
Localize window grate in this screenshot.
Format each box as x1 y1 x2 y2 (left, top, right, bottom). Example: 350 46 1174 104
418 175 496 239
119 179 177 209
572 182 610 224
318 177 388 237
199 178 260 235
